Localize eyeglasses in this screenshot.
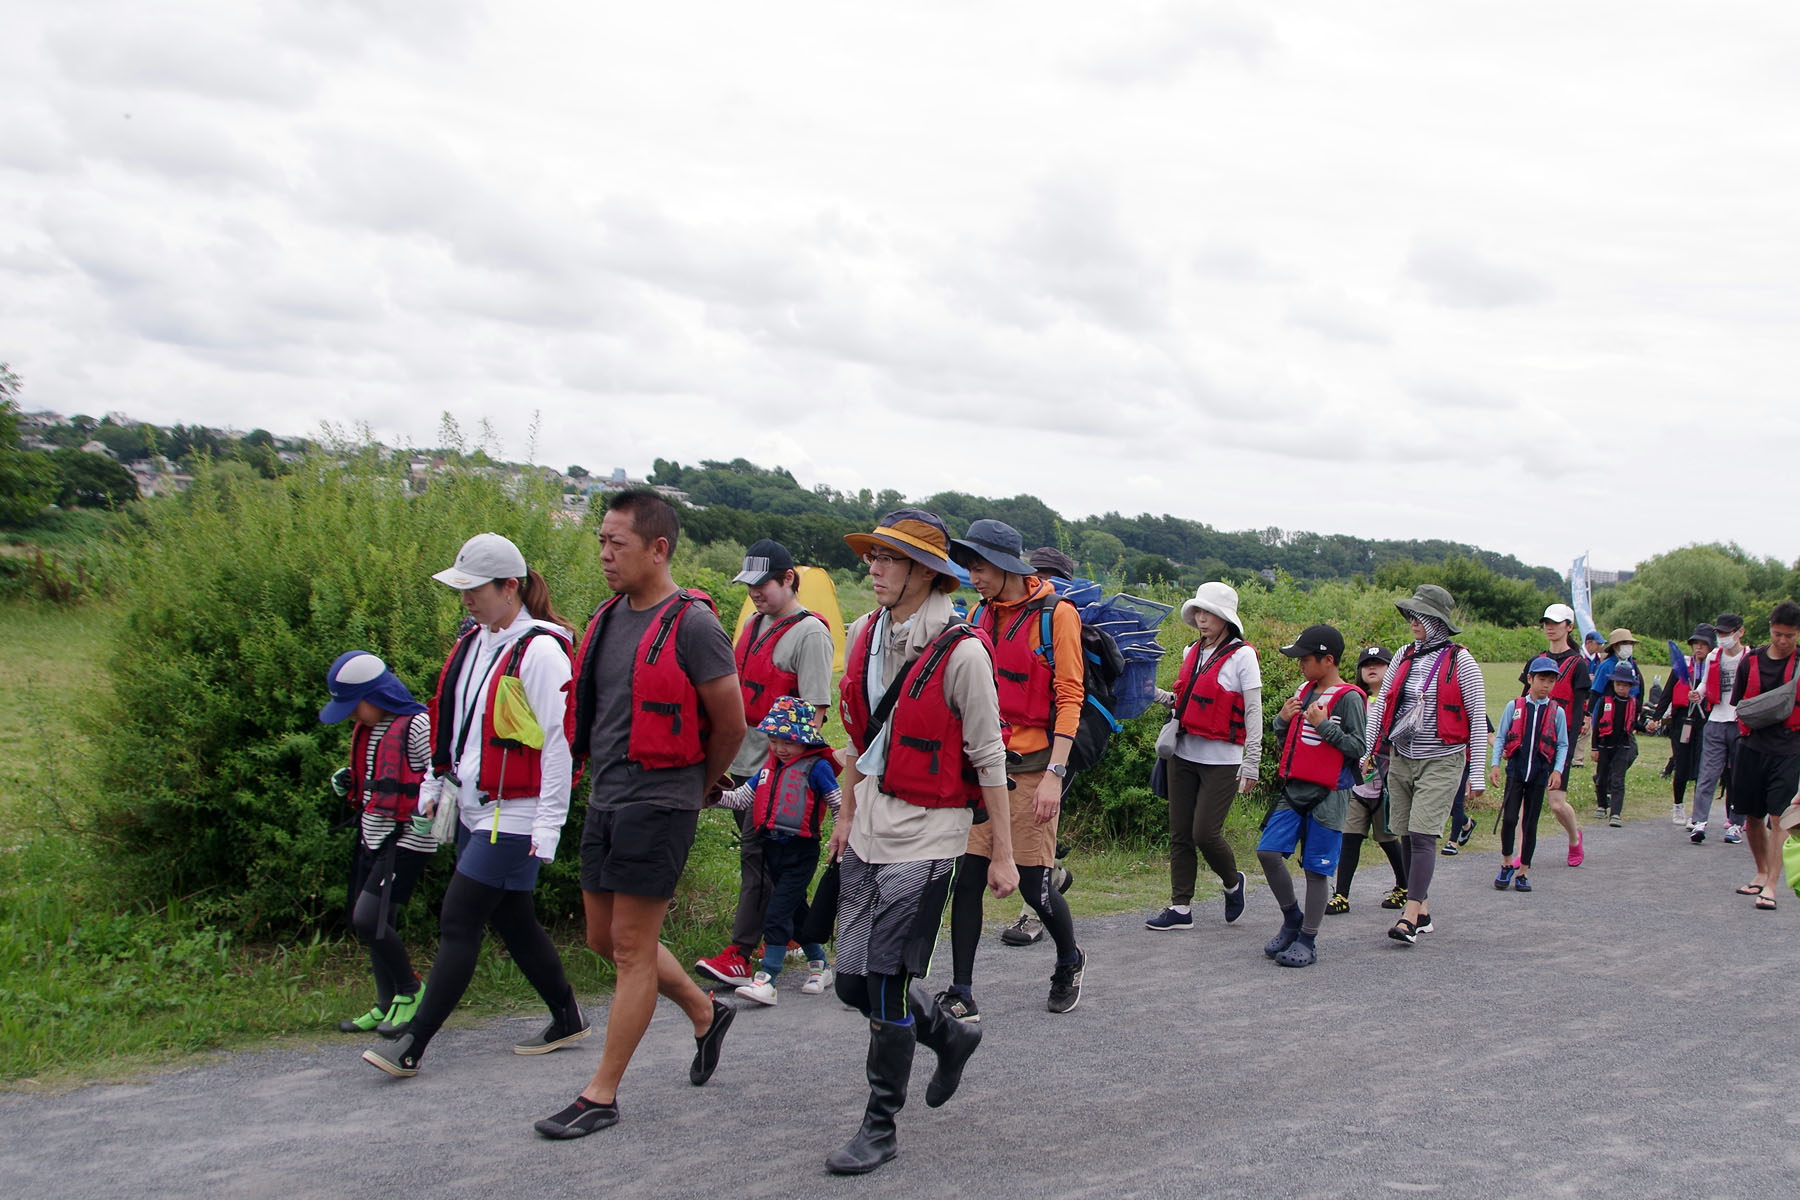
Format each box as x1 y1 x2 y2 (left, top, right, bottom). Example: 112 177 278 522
862 552 906 568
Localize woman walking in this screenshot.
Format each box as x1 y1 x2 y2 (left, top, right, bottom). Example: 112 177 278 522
1362 585 1487 945
1147 582 1261 930
363 533 587 1077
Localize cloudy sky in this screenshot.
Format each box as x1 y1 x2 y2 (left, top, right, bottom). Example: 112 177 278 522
4 2 1795 574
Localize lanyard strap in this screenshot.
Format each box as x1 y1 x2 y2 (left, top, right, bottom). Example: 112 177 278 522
451 642 509 769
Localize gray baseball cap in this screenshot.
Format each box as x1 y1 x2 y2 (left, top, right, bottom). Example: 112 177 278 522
432 532 528 590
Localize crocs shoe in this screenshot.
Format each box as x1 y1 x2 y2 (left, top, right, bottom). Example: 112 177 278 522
1568 832 1584 867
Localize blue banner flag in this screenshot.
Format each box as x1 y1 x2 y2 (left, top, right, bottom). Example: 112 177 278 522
1569 555 1596 641
1667 640 1691 684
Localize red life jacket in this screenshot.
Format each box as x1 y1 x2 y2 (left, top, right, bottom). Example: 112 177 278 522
1277 683 1363 788
1372 644 1471 752
433 624 575 800
571 590 717 771
879 624 995 811
1737 649 1800 735
1172 639 1251 744
840 613 880 755
1501 699 1561 770
735 610 827 727
1595 695 1639 739
349 715 426 820
972 591 1064 734
749 746 836 837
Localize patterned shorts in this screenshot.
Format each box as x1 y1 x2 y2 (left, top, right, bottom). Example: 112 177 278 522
832 847 956 979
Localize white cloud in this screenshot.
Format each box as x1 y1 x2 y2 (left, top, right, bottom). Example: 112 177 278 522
1405 237 1554 310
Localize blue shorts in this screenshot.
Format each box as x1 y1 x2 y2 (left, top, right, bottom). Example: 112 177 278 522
453 823 543 892
1257 806 1343 876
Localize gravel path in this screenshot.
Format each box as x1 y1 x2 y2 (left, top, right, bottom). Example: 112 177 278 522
3 814 1795 1199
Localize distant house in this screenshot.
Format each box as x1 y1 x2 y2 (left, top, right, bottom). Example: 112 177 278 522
594 467 688 503
80 440 116 458
17 410 65 429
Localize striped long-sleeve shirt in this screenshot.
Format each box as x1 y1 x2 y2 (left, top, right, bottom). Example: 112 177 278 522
1364 644 1489 776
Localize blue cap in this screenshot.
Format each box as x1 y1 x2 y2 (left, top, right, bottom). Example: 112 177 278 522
1610 663 1638 686
320 650 427 723
1527 656 1561 676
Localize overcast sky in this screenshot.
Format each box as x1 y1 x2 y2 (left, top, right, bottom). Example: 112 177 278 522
4 2 1795 574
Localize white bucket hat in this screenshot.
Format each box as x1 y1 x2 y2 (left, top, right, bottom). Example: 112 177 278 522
1180 581 1241 635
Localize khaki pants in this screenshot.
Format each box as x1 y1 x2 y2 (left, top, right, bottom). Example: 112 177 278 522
966 770 1060 868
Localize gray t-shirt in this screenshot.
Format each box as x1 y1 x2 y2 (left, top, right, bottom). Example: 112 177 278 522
729 613 836 778
588 593 737 810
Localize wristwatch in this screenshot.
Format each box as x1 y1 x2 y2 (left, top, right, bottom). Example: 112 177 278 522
1047 763 1067 779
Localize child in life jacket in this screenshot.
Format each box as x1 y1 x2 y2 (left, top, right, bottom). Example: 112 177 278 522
321 651 442 1036
707 696 842 1005
1260 625 1367 968
1592 664 1645 828
1488 658 1571 893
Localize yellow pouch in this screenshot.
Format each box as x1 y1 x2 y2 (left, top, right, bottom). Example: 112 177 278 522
1782 833 1800 899
490 676 544 749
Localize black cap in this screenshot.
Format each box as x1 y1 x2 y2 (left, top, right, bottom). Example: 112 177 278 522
1280 624 1345 661
1714 612 1744 634
1356 644 1393 668
1688 623 1717 647
733 539 796 586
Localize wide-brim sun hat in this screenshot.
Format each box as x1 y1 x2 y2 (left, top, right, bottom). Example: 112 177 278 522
1180 581 1241 634
949 518 1035 576
433 532 528 590
844 509 961 593
1394 584 1462 634
756 696 831 747
1605 627 1637 650
319 650 426 723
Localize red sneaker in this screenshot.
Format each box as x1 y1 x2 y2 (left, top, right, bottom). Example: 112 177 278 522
695 945 753 986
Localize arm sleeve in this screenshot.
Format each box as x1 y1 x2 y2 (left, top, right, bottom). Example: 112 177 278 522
406 712 433 772
1552 707 1570 773
521 635 574 862
810 759 843 818
945 640 1008 789
1731 654 1753 705
1460 651 1488 777
1318 691 1365 760
678 608 740 687
717 772 760 812
1236 645 1264 778
1048 602 1086 741
790 620 836 709
1491 701 1516 768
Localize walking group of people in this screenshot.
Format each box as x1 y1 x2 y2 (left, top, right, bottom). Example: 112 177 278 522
317 491 1799 1171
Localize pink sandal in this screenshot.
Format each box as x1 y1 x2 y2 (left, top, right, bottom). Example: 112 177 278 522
1567 830 1584 867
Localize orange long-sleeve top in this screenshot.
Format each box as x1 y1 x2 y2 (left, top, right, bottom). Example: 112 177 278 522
977 575 1086 754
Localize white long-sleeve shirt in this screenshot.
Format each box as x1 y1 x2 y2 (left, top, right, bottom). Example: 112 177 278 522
447 606 574 862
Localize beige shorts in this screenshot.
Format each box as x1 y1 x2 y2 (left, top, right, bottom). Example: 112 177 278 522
966 769 1060 867
1386 752 1468 837
1342 790 1397 841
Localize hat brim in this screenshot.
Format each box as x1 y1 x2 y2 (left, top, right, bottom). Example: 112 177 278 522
432 567 496 590
844 531 961 592
1279 643 1339 659
732 568 775 585
1180 598 1242 634
1394 600 1462 635
1779 803 1800 831
1356 650 1393 667
319 695 362 724
949 538 1035 577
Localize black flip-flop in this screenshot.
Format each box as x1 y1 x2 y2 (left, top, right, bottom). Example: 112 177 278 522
1735 883 1763 896
1754 895 1778 911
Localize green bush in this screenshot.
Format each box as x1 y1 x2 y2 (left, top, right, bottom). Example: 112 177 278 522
92 453 633 934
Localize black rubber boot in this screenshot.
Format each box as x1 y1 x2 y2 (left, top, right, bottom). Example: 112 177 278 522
825 1019 914 1175
908 982 982 1108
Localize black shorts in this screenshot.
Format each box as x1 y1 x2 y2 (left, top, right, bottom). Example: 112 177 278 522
579 802 700 899
1728 746 1800 819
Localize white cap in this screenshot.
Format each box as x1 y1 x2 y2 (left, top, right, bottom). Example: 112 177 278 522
1542 603 1576 624
432 532 528 590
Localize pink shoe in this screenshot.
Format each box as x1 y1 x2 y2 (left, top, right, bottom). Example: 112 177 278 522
1567 831 1584 867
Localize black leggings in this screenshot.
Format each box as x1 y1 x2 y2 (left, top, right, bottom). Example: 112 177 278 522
1403 833 1438 903
1499 776 1547 867
408 870 573 1048
1669 726 1702 805
349 843 432 1009
1333 833 1407 899
949 855 1079 987
833 970 912 1022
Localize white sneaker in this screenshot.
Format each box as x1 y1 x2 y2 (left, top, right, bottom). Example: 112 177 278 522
1672 803 1686 825
800 961 833 995
735 971 778 1006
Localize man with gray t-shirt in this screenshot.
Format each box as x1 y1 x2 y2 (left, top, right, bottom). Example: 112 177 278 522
533 490 745 1141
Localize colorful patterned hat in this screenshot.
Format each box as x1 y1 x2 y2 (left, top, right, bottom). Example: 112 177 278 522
756 695 830 746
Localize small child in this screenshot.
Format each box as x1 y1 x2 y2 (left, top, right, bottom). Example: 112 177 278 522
708 696 841 1004
321 650 442 1035
1260 625 1367 968
1489 657 1572 892
1330 645 1407 914
1592 664 1644 827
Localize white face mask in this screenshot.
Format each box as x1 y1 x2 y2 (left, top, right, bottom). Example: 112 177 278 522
1615 645 1633 659
1719 633 1739 650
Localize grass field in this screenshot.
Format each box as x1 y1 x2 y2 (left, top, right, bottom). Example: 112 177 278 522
0 604 1675 1088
